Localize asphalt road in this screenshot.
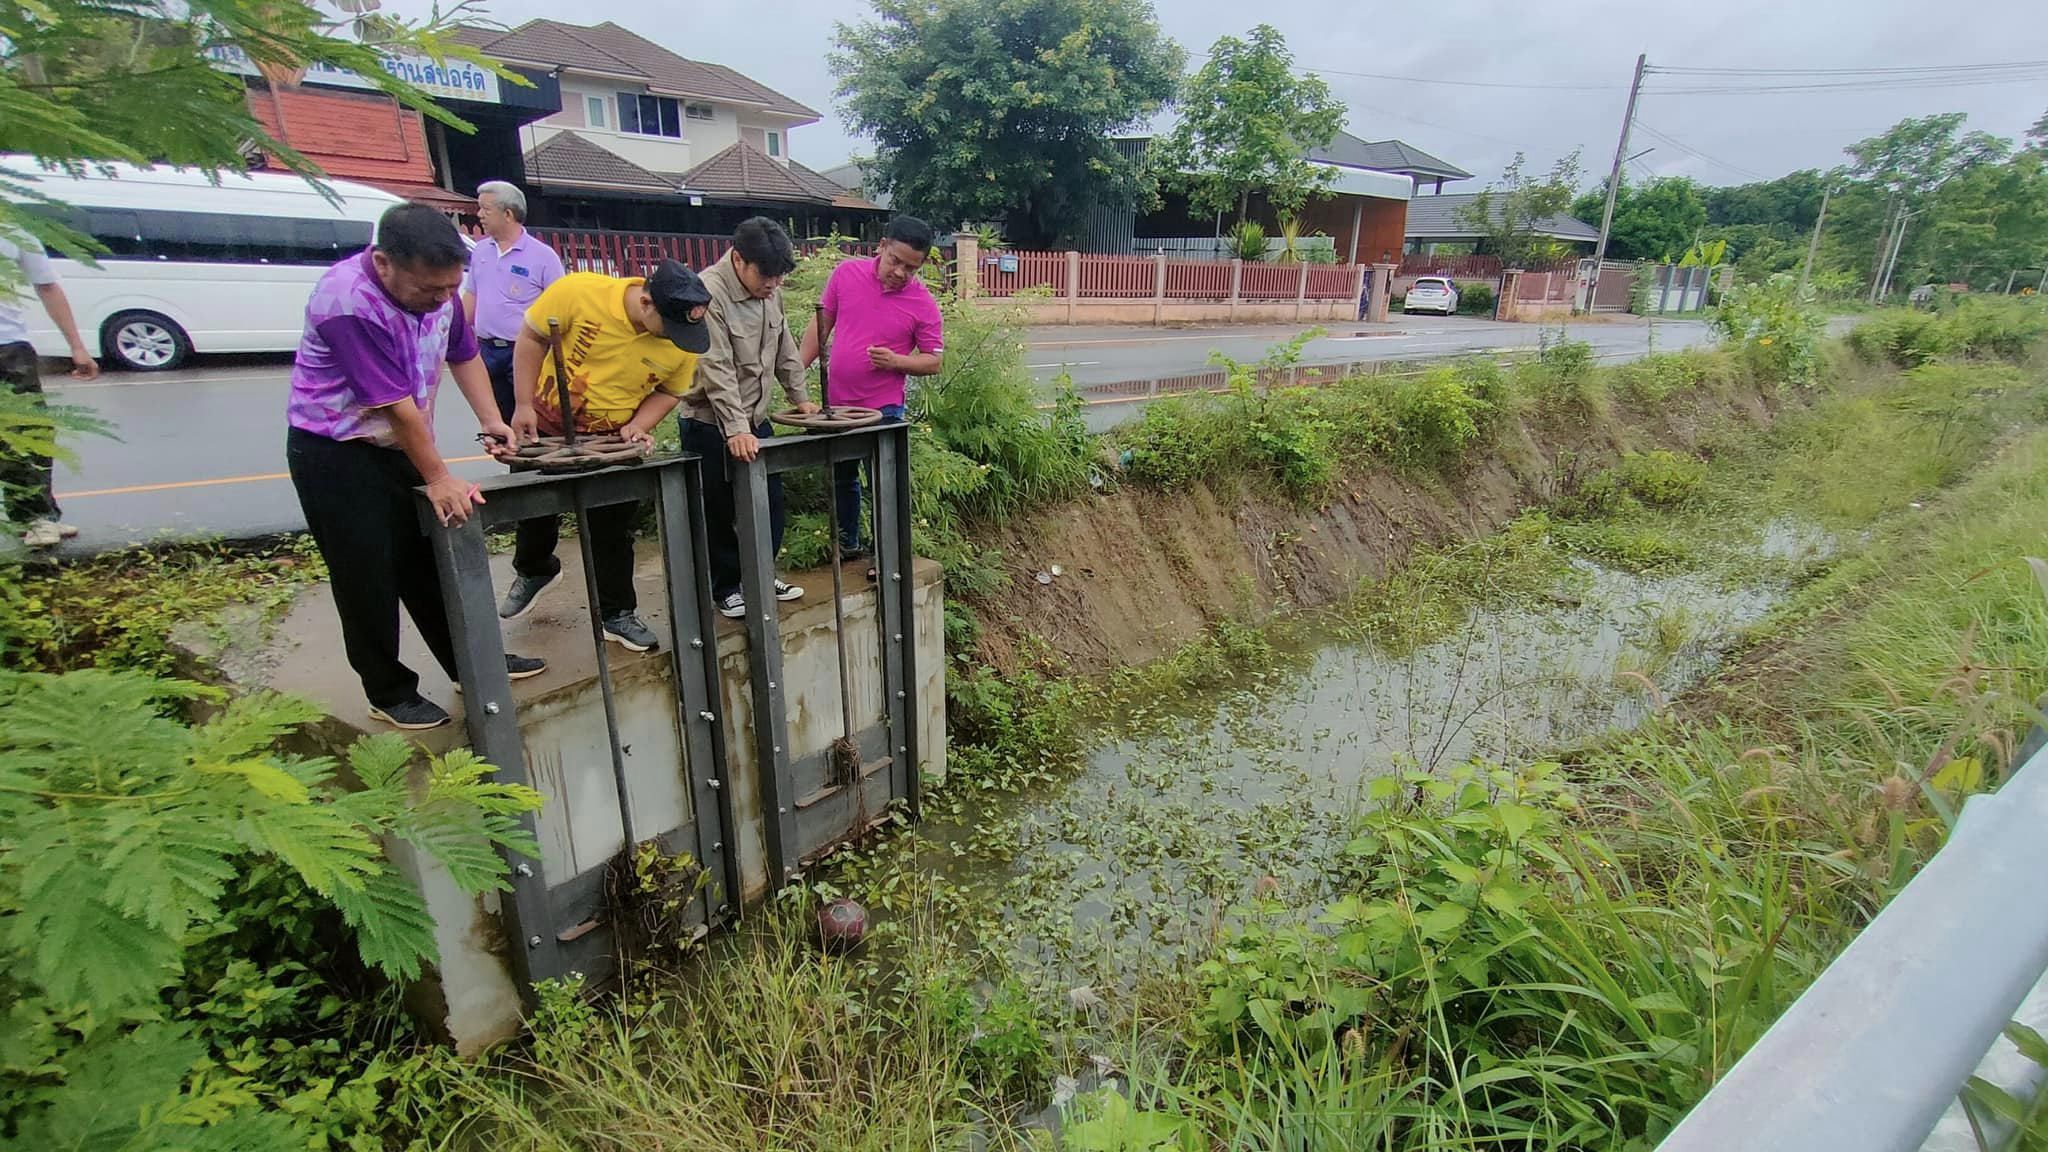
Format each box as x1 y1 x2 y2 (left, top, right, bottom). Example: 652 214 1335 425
40 315 1714 552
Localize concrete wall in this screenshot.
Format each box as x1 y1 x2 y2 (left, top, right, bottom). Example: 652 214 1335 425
526 75 800 175
413 561 945 1053
979 297 1362 325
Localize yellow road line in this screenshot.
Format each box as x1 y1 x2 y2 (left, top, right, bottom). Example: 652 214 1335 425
59 454 492 500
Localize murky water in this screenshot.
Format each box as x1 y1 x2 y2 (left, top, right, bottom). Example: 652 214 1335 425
871 522 1833 996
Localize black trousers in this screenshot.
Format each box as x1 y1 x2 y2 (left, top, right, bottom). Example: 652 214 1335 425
286 427 458 708
1 342 58 522
679 417 785 599
479 339 518 421
511 501 641 617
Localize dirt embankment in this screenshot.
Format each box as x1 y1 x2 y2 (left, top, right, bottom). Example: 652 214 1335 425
969 379 1782 677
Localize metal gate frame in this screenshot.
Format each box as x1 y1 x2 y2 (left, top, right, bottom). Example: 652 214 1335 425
730 422 921 889
417 456 736 997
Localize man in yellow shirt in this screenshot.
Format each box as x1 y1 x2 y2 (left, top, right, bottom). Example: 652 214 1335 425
497 259 711 653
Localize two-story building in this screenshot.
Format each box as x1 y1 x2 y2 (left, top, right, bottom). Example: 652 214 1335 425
450 19 882 235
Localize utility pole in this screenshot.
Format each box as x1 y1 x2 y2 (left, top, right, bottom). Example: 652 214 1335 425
1868 200 1899 305
1878 209 1916 302
1798 184 1832 296
1585 52 1648 312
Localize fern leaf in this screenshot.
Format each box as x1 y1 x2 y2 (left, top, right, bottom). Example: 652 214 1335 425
7 875 184 1010
333 868 440 982
390 801 524 894
345 732 417 791
182 691 324 765
235 800 382 901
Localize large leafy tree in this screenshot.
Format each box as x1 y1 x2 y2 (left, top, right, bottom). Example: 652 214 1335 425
1153 24 1345 223
1 0 496 269
1570 175 1708 262
831 0 1182 248
1460 150 1584 267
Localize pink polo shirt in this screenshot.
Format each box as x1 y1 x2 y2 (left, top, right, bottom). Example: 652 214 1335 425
819 257 944 409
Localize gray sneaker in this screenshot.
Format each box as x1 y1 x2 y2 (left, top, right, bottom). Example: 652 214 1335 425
602 612 660 653
368 695 451 731
499 568 562 620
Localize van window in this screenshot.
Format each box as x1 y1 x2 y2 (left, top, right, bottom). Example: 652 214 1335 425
22 204 371 265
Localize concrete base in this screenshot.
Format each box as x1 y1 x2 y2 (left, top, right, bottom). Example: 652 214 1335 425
189 544 945 1055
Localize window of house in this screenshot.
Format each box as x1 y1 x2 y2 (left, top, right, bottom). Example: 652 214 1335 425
766 131 781 158
684 102 715 122
586 95 607 128
617 92 682 139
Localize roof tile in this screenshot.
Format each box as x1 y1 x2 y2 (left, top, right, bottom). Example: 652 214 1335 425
523 131 680 194
1311 131 1473 181
454 19 817 118
1402 192 1598 242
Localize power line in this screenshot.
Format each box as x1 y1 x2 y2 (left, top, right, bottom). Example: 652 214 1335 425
1301 65 1618 92
1644 71 2048 96
1649 60 2048 76
1630 121 1768 181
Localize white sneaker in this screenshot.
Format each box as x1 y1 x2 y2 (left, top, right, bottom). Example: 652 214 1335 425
20 520 63 549
774 579 804 602
718 591 747 619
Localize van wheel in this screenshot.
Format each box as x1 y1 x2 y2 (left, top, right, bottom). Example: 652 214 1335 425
103 311 190 371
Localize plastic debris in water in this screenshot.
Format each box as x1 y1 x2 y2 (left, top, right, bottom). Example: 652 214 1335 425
1035 571 1053 585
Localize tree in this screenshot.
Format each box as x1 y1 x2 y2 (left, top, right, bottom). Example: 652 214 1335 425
1461 151 1584 267
830 0 1182 248
1 0 495 269
1843 114 2013 293
1570 175 1707 262
1152 24 1345 223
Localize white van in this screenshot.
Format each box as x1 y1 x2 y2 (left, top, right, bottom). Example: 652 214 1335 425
2 158 404 371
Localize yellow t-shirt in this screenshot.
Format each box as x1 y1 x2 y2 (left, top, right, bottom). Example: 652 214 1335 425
524 272 700 432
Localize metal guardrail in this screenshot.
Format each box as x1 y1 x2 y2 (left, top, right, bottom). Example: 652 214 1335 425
1656 741 2048 1151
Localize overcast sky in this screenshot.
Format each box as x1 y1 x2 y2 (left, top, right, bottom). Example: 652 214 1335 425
399 0 2048 190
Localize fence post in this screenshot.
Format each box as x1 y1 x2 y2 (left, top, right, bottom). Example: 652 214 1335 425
1229 258 1243 319
1153 252 1167 325
1294 259 1310 321
1498 269 1522 322
955 236 980 300
1369 263 1396 323
1065 250 1080 324
1350 264 1368 322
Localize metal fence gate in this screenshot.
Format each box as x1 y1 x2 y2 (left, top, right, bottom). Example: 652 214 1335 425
419 457 736 994
734 423 922 889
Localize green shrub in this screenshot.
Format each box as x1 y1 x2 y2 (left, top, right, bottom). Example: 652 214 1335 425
1714 273 1825 387
1389 366 1489 468
1455 281 1496 316
1848 308 1956 367
1611 449 1706 507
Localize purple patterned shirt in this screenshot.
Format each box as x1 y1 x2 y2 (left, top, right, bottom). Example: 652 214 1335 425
287 251 478 447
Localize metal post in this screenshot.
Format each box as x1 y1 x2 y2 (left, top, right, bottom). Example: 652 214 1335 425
656 463 739 923
569 484 636 855
1347 200 1363 266
1799 184 1832 297
731 452 798 884
872 424 920 819
423 512 560 999
1870 200 1900 304
1586 53 1648 312
1880 211 1914 301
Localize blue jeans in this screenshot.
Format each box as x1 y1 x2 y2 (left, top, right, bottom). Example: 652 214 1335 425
833 404 905 552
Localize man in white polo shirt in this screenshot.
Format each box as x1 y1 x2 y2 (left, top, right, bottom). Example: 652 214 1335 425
1 228 99 549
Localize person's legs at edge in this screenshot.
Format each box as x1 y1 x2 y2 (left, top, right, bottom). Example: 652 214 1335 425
587 500 642 618
681 418 743 599
286 428 424 709
386 453 462 686
480 340 517 421
759 420 788 559
829 403 903 553
1 342 61 529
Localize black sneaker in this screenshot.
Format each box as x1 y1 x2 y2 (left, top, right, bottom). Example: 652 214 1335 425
368 695 451 731
453 654 548 694
717 590 747 619
774 579 804 602
838 544 870 563
499 568 562 620
602 612 660 652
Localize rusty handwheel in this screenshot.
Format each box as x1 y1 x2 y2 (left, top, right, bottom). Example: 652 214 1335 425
773 405 885 431
504 434 653 473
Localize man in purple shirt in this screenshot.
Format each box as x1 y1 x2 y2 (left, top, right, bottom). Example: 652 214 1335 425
286 203 542 731
461 180 563 418
798 215 944 557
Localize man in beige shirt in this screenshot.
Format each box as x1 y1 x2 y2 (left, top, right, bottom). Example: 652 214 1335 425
679 216 819 619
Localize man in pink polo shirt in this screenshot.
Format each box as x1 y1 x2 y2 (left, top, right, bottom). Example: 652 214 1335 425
799 215 943 557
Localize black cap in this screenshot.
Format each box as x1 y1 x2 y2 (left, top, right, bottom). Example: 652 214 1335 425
645 259 712 354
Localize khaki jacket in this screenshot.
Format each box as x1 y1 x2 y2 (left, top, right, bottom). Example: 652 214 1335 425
681 254 808 437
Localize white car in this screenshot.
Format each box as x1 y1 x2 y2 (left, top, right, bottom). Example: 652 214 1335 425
1402 276 1460 316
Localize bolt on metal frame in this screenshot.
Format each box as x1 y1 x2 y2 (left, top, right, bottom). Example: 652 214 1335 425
416 455 736 997
731 420 922 889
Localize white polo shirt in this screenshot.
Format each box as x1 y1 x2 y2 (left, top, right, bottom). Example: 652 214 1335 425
0 231 59 347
